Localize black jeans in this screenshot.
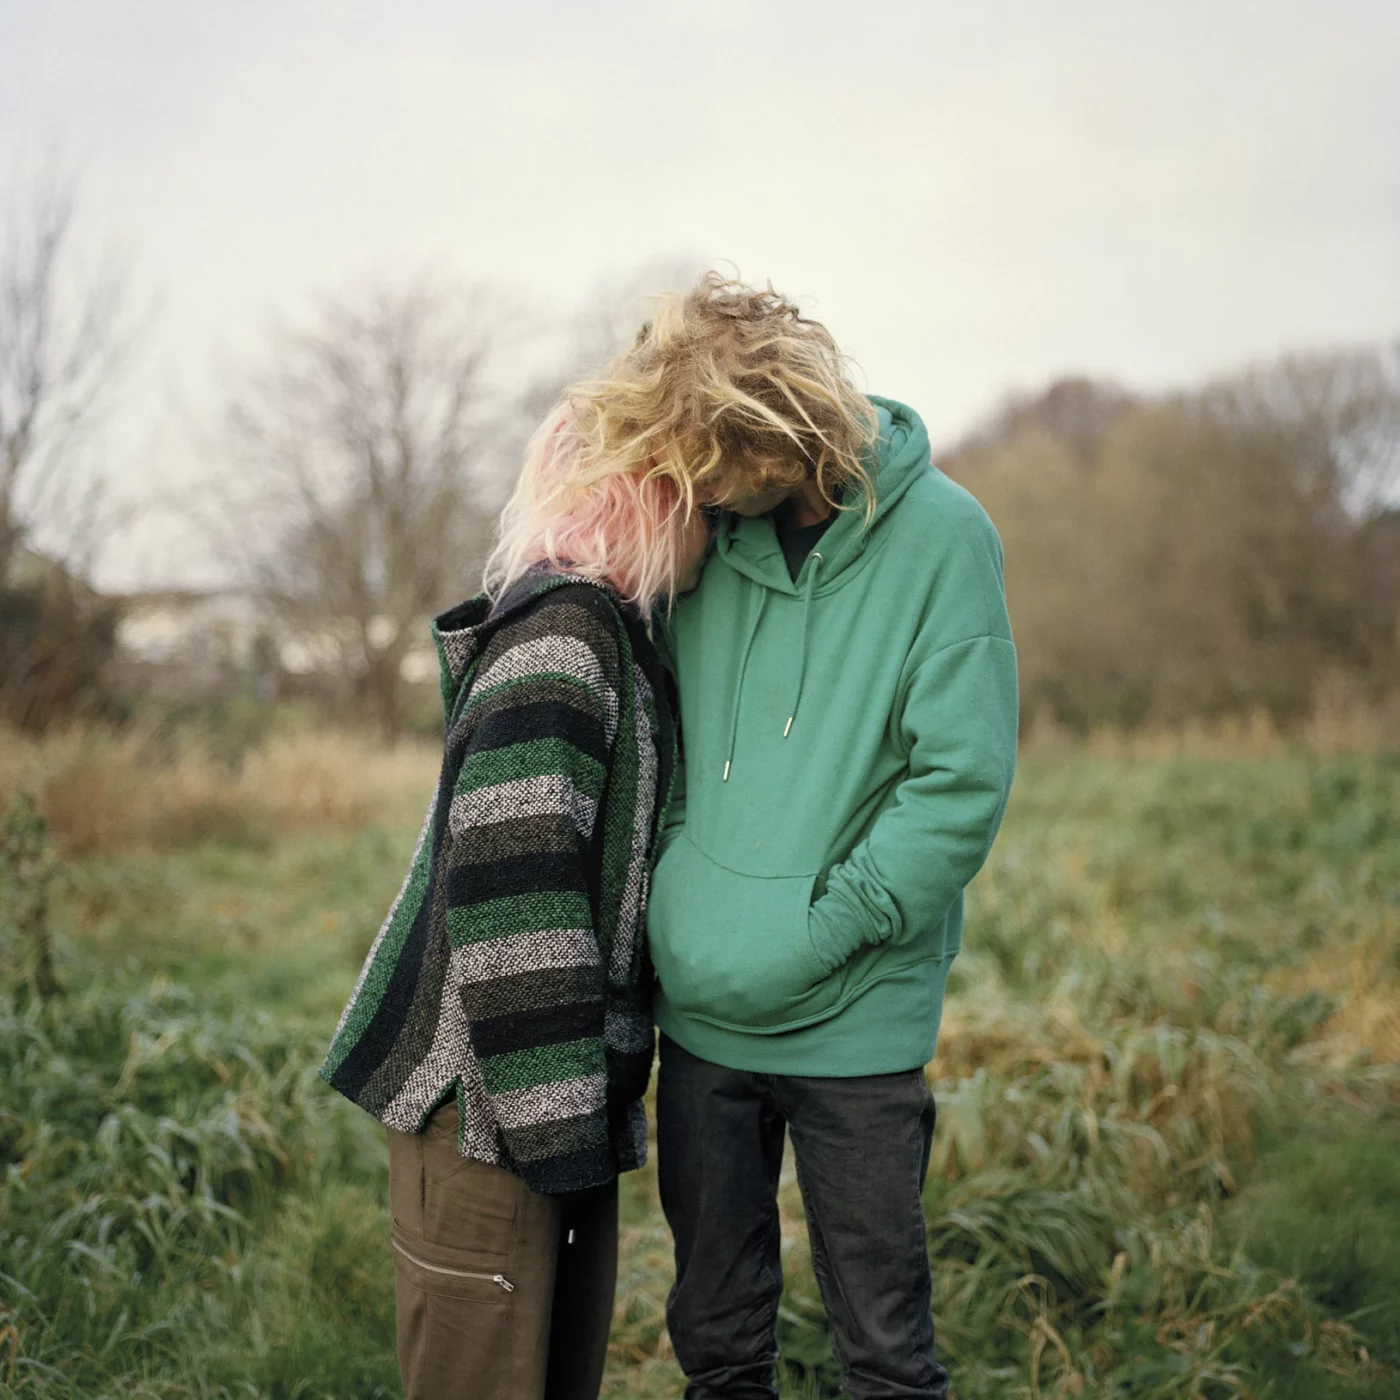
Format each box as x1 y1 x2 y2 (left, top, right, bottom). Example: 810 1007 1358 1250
657 1035 949 1400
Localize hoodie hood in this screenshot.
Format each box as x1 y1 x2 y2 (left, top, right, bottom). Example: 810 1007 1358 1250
713 396 931 596
705 397 932 770
431 567 618 717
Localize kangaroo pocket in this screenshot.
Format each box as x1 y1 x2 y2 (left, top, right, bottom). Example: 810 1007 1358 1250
647 836 841 1032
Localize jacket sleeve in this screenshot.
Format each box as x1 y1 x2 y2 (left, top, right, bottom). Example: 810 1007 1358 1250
445 602 622 1195
652 605 687 861
806 619 1019 972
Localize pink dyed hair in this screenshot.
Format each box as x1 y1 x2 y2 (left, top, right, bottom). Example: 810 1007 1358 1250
483 402 694 616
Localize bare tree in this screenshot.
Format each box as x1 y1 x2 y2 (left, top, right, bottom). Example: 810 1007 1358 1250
1208 345 1400 519
0 159 137 730
217 282 506 739
0 159 133 582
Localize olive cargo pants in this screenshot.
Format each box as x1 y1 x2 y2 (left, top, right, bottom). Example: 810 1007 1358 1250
386 1102 618 1400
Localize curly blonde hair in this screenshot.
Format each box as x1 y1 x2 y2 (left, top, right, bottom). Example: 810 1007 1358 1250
485 272 878 612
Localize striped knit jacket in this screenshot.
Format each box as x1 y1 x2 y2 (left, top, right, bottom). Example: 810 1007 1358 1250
320 569 676 1195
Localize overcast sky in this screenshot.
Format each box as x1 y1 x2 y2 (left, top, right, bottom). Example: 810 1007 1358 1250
4 0 1398 588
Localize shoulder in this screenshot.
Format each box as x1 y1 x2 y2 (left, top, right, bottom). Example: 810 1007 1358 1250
886 466 1004 585
515 581 627 645
475 582 626 701
901 466 1001 552
883 469 1009 644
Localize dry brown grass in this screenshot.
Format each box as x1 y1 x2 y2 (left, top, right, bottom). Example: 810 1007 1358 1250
0 724 438 856
1283 936 1400 1069
1022 685 1400 760
7 688 1392 859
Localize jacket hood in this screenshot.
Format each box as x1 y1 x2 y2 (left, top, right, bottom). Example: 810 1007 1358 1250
431 567 618 715
713 395 931 595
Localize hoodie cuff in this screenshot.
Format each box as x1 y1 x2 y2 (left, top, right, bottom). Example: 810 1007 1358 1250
806 892 868 974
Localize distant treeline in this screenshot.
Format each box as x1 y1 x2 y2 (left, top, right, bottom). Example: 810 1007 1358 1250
942 348 1400 731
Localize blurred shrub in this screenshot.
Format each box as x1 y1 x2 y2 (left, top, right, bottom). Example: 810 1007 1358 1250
0 573 121 732
0 791 60 997
945 349 1400 731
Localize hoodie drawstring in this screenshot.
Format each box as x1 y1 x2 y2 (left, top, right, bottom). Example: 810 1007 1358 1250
721 551 823 780
783 551 822 740
722 589 768 781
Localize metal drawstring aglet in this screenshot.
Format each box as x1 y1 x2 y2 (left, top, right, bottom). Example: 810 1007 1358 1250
783 717 794 737
723 760 731 781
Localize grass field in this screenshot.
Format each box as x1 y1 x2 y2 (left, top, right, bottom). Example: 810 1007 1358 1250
2 730 1398 1398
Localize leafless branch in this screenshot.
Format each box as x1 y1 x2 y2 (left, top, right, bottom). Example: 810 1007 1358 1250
0 156 137 581
209 280 510 738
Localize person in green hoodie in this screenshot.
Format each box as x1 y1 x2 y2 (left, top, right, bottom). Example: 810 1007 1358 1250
633 275 1019 1399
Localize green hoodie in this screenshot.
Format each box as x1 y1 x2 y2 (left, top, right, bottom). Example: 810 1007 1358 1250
646 397 1018 1076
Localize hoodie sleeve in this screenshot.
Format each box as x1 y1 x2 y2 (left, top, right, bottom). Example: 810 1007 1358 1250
806 559 1019 971
446 598 622 1195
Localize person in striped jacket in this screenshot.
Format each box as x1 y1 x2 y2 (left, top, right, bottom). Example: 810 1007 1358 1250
320 389 710 1400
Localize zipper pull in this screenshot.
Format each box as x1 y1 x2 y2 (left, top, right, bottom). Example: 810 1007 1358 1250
493 1274 516 1293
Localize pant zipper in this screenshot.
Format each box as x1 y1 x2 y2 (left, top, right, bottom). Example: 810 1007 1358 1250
392 1238 516 1292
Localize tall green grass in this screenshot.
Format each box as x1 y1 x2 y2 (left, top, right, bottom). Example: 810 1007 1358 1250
0 975 400 1397
1 746 1396 1397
